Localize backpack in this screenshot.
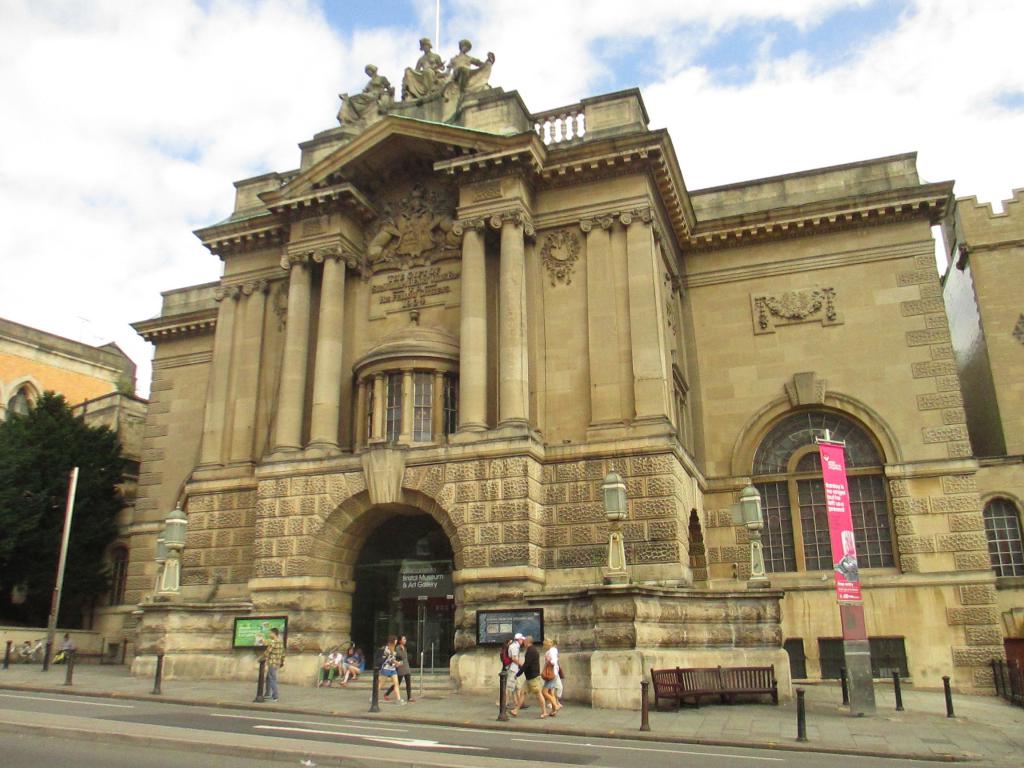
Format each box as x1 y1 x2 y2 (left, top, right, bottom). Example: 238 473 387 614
499 639 513 667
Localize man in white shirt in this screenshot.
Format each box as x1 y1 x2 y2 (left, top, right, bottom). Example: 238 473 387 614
505 632 524 712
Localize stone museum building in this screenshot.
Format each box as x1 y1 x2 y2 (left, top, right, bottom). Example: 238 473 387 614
123 39 1024 706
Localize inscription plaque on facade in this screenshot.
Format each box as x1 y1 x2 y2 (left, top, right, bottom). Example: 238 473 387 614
369 263 461 319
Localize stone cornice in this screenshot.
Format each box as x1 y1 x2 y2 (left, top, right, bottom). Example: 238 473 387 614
133 308 218 343
434 142 547 178
683 239 935 288
260 181 377 222
193 212 286 259
686 182 954 251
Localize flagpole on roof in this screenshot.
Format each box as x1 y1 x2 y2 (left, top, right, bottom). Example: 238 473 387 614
435 0 441 52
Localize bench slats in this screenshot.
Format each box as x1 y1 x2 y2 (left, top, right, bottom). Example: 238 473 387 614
649 664 778 709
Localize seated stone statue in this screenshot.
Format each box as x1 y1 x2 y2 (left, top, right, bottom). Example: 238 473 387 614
446 39 494 96
402 38 447 101
337 64 394 127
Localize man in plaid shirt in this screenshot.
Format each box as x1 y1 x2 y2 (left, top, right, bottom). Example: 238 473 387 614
262 627 285 701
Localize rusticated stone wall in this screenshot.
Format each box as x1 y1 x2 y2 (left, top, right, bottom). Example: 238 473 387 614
540 452 694 580
181 486 257 590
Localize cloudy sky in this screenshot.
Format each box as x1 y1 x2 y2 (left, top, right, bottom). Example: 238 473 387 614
1 0 1021 396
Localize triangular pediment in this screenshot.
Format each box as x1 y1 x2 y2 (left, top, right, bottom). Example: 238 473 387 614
260 116 545 212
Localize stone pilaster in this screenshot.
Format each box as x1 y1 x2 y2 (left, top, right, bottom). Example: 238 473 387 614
228 280 269 462
199 284 240 465
494 211 531 428
624 209 671 422
273 254 312 452
583 216 619 426
308 250 350 451
456 219 487 431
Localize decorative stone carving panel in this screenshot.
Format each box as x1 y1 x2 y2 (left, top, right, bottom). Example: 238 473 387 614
751 287 842 334
540 228 580 285
1014 313 1024 345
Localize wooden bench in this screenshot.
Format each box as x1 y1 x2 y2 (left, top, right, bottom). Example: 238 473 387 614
650 665 778 710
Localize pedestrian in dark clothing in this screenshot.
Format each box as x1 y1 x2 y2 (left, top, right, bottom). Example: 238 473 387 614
510 635 546 718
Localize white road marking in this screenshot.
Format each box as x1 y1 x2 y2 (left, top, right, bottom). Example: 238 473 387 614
0 693 134 709
510 737 784 761
210 713 405 732
254 724 487 750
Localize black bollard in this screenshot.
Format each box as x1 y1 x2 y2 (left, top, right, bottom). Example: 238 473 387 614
640 680 651 732
796 687 808 742
892 671 904 712
254 659 266 703
151 654 164 695
63 651 75 686
369 668 381 712
942 675 954 718
42 641 52 672
3 640 10 669
498 669 509 721
839 666 849 705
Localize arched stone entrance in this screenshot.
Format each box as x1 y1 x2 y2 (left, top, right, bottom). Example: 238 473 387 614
350 510 455 668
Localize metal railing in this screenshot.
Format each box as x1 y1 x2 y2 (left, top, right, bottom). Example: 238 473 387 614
991 659 1024 707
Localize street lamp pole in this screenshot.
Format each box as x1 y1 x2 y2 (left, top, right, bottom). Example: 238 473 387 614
45 467 79 668
733 484 770 589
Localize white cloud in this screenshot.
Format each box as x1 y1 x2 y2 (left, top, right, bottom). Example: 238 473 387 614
0 0 1020 397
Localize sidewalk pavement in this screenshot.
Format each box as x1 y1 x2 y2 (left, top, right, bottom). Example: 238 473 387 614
1 661 1022 765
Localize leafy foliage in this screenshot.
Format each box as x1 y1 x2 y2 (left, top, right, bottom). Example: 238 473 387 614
0 392 125 627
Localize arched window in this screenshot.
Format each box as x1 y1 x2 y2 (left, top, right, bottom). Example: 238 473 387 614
983 498 1024 577
109 547 129 605
752 410 895 573
6 385 34 418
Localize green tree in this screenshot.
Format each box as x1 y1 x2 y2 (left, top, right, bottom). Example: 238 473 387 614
0 392 125 627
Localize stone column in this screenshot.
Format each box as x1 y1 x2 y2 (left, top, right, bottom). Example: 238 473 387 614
457 221 487 431
624 210 670 421
371 373 385 442
354 378 368 450
229 280 268 462
199 284 240 465
308 251 348 451
273 255 312 452
432 370 445 441
399 369 414 443
496 213 529 428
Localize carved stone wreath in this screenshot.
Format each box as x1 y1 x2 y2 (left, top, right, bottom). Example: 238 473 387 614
751 287 841 334
540 229 581 286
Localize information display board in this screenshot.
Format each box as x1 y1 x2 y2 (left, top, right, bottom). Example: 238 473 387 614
232 616 288 649
475 609 544 646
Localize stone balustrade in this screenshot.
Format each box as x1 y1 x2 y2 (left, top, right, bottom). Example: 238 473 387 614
533 106 585 145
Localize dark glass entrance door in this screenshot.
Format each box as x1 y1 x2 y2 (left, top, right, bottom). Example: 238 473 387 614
351 514 455 669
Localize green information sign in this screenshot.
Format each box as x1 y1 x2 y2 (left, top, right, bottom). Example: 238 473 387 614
232 616 288 649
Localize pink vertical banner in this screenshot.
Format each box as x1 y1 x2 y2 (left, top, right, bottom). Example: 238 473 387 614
819 442 862 603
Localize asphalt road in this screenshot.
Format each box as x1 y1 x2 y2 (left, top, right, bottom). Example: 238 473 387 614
0 690 957 768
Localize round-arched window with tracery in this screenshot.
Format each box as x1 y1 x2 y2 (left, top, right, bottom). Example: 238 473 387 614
752 410 894 573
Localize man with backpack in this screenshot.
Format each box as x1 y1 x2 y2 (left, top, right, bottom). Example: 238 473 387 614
502 632 524 714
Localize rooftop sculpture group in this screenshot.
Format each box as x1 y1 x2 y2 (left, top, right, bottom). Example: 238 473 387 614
338 38 495 128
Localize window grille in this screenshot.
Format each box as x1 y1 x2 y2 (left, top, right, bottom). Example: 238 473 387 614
413 372 433 442
385 373 402 442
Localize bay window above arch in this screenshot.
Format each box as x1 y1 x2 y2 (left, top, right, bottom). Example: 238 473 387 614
353 325 459 448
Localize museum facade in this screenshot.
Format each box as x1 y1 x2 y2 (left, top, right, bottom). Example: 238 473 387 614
123 40 1024 705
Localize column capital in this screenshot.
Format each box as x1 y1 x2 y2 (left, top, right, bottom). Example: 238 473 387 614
580 207 654 232
214 284 242 302
488 208 535 238
452 218 486 236
240 279 270 296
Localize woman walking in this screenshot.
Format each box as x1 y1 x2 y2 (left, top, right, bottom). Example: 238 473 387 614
541 638 562 716
378 635 404 704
